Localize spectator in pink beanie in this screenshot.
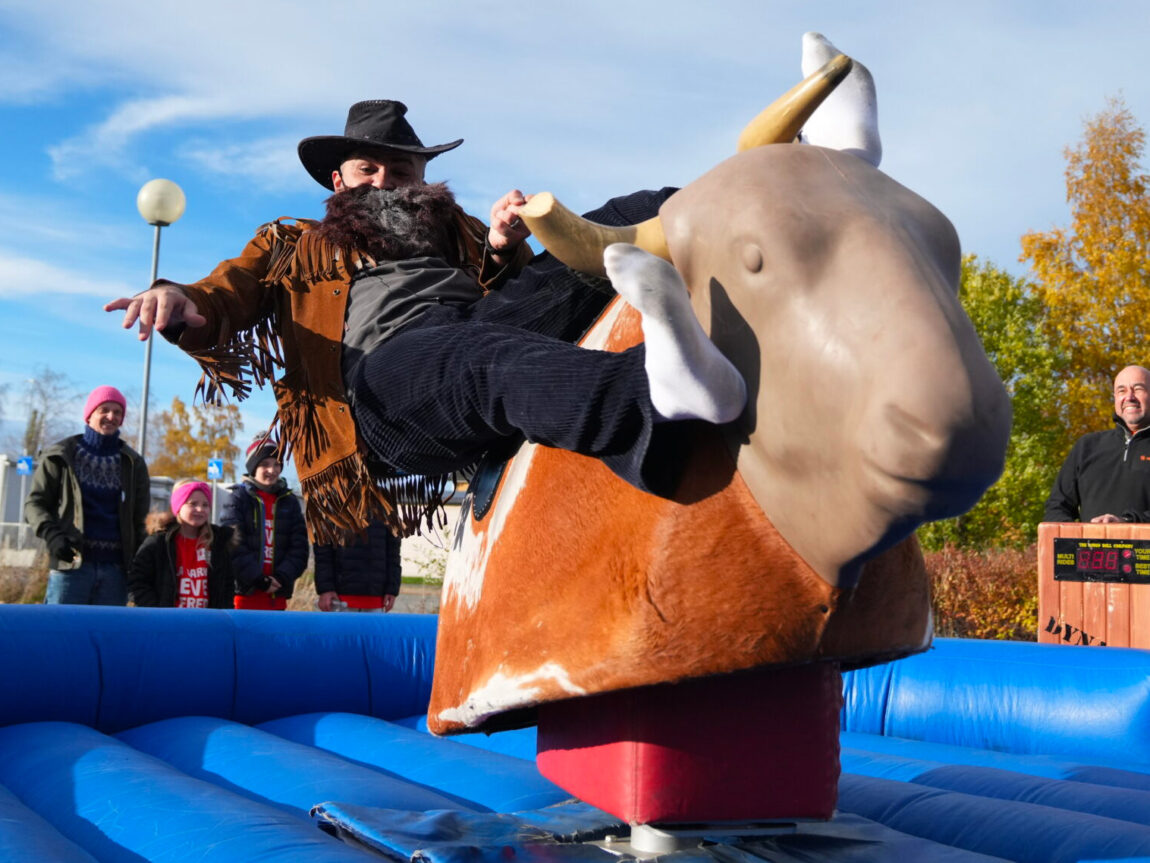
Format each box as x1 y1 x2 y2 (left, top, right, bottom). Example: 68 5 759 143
128 480 236 608
24 385 150 604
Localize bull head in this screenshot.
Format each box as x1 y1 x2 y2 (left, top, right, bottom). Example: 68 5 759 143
520 55 1011 590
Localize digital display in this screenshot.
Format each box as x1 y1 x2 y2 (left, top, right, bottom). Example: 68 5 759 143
1054 537 1150 583
1075 547 1127 574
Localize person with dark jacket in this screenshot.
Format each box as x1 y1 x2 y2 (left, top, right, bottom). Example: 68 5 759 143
221 434 309 609
314 518 402 612
24 385 150 605
1044 365 1150 523
129 481 235 608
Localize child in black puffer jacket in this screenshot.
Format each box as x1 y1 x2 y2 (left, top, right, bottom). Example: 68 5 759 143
221 434 309 610
128 481 236 609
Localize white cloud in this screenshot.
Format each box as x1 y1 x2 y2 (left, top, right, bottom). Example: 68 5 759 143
176 135 312 194
0 56 75 103
0 2 811 187
0 192 138 251
2 1 1149 277
48 94 242 181
4 0 1146 238
0 250 133 298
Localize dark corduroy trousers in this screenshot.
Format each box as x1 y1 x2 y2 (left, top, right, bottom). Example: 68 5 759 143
351 188 687 495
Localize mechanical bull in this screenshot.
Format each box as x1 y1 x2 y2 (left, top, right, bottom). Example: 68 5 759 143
427 51 1012 736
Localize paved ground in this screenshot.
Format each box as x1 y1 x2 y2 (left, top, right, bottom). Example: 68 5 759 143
394 583 441 615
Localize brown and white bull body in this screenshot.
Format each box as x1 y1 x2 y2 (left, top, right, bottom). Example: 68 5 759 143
427 60 1011 736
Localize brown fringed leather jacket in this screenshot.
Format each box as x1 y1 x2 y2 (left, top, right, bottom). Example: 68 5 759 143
164 206 530 543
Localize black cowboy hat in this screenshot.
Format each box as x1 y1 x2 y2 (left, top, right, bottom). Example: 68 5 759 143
297 100 463 190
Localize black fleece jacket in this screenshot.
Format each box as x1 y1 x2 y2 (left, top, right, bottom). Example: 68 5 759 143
1043 417 1150 522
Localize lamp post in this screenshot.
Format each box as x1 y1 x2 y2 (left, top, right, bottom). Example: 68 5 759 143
135 179 186 459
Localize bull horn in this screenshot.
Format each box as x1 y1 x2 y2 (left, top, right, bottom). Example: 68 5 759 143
521 54 851 276
736 53 853 151
518 192 669 278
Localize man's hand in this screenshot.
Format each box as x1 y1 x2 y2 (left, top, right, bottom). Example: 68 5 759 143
318 590 340 612
487 189 532 256
1090 513 1125 523
48 535 76 564
104 283 206 341
265 576 283 595
382 594 396 612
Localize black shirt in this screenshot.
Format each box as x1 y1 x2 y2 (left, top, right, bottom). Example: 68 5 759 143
1043 418 1150 522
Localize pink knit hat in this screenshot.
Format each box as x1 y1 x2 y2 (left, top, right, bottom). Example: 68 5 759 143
171 481 212 515
83 386 127 422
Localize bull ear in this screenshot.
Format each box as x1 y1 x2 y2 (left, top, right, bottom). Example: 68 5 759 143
518 193 669 278
737 53 852 151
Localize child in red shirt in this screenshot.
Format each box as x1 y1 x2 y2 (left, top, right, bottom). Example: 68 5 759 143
222 434 309 610
128 481 236 608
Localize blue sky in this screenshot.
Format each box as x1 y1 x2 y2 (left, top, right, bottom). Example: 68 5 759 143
0 0 1147 474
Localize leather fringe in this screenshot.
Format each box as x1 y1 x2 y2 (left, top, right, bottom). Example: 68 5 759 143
291 229 351 286
275 396 327 480
188 220 354 406
191 313 282 405
301 453 452 544
191 220 314 405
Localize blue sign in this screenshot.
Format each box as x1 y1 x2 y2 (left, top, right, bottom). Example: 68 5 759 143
206 459 224 480
16 456 33 476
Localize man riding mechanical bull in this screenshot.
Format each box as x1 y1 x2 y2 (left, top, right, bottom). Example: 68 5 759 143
106 35 1011 564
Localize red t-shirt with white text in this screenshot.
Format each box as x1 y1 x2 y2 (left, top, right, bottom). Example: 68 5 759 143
232 489 287 610
175 534 209 608
257 489 277 577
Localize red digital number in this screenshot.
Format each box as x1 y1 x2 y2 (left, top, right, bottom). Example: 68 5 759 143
1078 547 1118 571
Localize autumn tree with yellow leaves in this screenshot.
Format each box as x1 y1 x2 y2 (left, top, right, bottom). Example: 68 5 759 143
1021 97 1150 440
147 396 244 482
921 98 1150 550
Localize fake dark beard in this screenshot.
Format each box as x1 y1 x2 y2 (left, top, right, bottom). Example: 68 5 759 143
314 182 459 262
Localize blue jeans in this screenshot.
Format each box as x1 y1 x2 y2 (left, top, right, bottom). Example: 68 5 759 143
44 560 128 606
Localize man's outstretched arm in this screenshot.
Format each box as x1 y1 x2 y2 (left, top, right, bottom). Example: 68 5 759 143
104 282 206 341
103 222 294 405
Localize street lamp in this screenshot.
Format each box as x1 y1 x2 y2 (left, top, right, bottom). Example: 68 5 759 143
135 178 186 459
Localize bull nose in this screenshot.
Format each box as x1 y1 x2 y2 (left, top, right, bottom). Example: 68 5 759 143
868 386 1011 515
869 402 956 486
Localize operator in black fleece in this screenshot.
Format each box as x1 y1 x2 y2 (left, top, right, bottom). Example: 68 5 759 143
1044 365 1150 523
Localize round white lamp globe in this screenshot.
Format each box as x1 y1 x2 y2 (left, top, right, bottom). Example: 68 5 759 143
136 179 186 226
